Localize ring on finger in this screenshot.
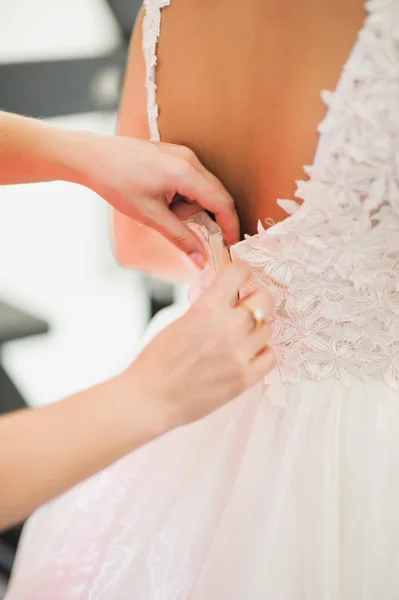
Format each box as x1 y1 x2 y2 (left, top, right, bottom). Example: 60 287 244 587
238 300 265 331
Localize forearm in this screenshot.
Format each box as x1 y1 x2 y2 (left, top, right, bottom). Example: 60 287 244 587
0 111 85 186
0 375 167 531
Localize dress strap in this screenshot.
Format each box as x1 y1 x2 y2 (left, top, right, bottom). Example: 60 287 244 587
142 0 171 141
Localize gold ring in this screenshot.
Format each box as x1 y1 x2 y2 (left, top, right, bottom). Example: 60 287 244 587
239 301 265 331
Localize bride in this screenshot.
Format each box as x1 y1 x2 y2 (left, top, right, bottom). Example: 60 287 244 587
6 0 399 598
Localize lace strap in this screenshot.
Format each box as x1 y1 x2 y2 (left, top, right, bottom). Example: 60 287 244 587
142 0 171 141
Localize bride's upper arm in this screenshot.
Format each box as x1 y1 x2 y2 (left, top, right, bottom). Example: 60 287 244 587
113 7 192 282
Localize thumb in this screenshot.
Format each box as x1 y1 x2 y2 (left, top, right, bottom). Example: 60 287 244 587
147 205 207 269
207 261 252 305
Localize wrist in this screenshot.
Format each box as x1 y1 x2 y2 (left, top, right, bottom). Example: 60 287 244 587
114 370 176 447
42 127 98 187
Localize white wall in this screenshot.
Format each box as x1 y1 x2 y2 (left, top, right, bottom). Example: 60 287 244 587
0 1 148 407
0 0 121 62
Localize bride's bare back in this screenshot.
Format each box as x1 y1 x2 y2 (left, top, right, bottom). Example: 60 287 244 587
114 0 365 276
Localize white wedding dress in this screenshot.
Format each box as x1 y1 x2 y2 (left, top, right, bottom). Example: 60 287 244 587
6 1 399 598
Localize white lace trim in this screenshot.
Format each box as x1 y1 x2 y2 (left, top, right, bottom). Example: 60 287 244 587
143 0 171 141
229 0 399 406
144 0 399 407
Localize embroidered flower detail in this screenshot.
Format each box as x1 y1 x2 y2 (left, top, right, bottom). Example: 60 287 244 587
229 2 399 405
361 341 399 387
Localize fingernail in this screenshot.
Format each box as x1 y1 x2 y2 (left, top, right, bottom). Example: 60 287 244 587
189 252 205 270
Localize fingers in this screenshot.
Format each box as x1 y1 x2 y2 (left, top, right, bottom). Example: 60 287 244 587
248 347 277 384
233 290 275 369
188 166 240 246
177 171 239 245
166 147 240 245
197 181 240 246
205 262 252 306
244 322 273 358
142 200 207 269
171 199 202 222
234 291 275 332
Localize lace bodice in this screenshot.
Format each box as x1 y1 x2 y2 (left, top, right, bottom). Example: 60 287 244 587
143 0 399 405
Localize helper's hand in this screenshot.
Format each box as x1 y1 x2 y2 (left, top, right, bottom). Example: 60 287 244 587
0 263 274 531
77 133 240 268
123 263 276 429
0 111 238 267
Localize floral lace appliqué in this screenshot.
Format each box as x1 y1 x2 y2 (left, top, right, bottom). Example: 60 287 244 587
228 1 399 405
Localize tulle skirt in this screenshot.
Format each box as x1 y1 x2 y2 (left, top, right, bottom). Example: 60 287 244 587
6 306 399 600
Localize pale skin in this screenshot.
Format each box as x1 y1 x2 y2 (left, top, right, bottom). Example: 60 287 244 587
0 0 365 531
0 110 276 531
0 264 275 531
0 110 239 270
114 0 366 277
